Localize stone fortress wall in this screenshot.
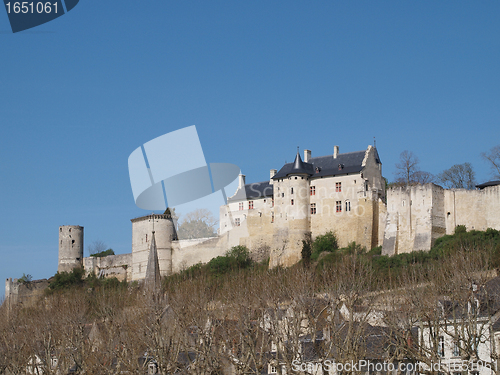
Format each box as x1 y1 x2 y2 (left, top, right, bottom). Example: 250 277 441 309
10 181 496 292
5 144 500 306
84 214 231 282
382 184 500 255
4 277 49 309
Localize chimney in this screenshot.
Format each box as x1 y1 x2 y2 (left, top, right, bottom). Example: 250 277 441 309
304 149 311 163
270 169 277 185
238 174 246 189
333 145 339 159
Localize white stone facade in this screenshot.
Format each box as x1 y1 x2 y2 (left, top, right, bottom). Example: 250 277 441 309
382 184 500 256
220 145 386 267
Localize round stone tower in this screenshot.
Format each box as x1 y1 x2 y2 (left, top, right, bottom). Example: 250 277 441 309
271 151 311 267
58 225 84 273
131 212 176 281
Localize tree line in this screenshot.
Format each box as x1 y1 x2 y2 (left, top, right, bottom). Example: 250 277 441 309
392 144 500 189
2 228 500 375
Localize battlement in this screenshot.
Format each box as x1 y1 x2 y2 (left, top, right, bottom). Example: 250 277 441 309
130 213 172 223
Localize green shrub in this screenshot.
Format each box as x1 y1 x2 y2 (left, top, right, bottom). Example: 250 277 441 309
311 231 338 260
455 225 467 235
208 245 252 277
485 228 500 239
48 267 85 291
344 241 366 255
301 237 312 264
90 249 115 257
18 273 32 284
367 246 382 256
226 245 252 268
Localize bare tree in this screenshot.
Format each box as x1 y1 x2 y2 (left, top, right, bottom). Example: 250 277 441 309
218 271 274 375
169 275 225 375
0 304 32 375
482 145 500 180
413 170 435 184
177 209 218 240
88 240 107 256
320 255 387 373
437 162 476 190
385 249 499 375
394 150 433 186
262 267 320 375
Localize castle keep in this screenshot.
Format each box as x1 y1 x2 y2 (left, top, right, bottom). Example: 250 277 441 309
5 144 500 304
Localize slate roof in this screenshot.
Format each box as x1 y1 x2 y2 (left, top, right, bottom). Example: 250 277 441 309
144 231 161 292
272 149 379 180
228 181 274 202
290 152 312 175
436 277 500 321
476 180 500 189
228 148 381 202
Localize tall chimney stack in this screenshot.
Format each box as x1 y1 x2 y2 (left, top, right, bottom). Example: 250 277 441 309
304 150 311 163
333 145 339 159
270 169 277 180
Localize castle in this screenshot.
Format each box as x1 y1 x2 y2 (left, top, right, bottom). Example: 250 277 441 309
219 145 386 266
5 145 500 305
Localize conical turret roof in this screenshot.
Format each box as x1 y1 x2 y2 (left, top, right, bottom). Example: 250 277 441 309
144 231 161 292
290 151 310 175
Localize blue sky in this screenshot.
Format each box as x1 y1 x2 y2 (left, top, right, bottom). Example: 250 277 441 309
1 1 499 299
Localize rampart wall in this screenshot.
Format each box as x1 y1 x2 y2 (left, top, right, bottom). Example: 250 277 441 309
4 278 49 310
84 253 132 281
382 184 500 256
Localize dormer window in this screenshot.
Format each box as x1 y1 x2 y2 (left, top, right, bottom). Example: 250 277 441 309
338 164 344 171
315 167 321 174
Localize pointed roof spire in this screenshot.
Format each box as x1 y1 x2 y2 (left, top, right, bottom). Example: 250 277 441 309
293 150 304 169
290 149 310 175
144 231 161 293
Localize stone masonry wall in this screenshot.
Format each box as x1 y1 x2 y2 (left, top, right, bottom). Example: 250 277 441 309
84 253 132 281
382 184 500 256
